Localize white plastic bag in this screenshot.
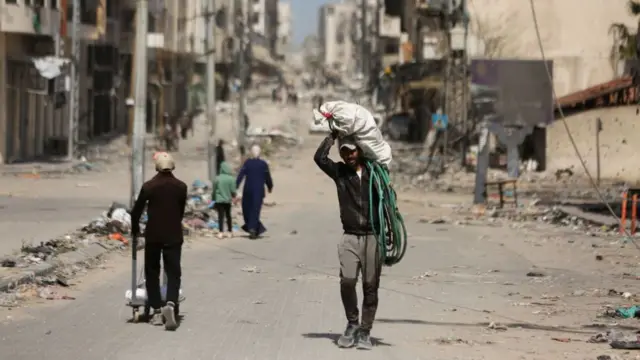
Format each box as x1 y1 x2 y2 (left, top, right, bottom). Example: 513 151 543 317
312 101 392 165
125 286 184 303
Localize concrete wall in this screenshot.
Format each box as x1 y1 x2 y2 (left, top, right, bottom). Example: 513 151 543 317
318 2 356 71
468 0 636 96
252 0 267 36
276 1 291 56
547 107 640 183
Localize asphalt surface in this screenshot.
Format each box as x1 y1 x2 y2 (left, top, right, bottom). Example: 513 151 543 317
0 184 608 360
0 202 516 360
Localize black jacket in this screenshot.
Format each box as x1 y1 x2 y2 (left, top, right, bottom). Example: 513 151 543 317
314 136 380 235
131 172 188 244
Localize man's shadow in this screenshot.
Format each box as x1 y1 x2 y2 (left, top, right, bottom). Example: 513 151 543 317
301 332 392 347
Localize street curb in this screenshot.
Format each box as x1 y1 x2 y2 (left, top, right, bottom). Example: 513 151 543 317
0 240 145 293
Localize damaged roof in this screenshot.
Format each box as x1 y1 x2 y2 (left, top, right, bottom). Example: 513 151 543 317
555 76 637 115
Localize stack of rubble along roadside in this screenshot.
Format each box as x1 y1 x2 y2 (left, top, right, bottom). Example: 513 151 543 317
389 141 621 201
0 180 239 273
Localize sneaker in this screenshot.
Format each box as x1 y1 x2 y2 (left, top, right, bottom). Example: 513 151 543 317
337 323 359 348
162 301 178 331
249 231 258 240
356 330 373 350
150 310 164 326
216 232 224 239
226 232 233 238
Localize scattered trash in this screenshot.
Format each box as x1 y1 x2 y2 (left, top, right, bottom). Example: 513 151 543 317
108 233 128 245
526 271 546 277
241 266 261 273
611 340 640 349
1 259 16 268
551 337 579 343
412 271 437 280
486 322 507 331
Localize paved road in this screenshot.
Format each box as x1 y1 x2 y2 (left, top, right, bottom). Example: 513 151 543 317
0 137 617 359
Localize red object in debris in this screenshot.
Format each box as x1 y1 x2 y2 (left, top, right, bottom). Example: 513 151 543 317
108 233 129 245
632 194 638 235
621 191 628 235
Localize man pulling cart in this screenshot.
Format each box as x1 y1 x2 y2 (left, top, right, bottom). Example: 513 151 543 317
129 152 188 331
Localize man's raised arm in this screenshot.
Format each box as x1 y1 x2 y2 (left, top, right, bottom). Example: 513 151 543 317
314 134 339 180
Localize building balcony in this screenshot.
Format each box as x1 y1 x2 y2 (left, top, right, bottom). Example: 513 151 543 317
1 4 60 36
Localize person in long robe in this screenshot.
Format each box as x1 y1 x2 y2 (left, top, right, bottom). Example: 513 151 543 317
236 144 273 239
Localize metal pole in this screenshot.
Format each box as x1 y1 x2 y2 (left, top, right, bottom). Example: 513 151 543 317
373 0 381 96
206 0 218 183
596 117 602 186
66 0 79 160
131 0 149 206
442 1 451 172
460 0 469 167
237 0 248 157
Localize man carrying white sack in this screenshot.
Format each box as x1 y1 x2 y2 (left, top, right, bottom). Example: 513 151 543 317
314 131 383 350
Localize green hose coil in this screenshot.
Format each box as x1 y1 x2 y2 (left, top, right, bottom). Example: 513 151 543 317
365 160 408 266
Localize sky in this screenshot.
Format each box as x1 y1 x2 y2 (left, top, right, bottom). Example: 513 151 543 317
290 0 329 46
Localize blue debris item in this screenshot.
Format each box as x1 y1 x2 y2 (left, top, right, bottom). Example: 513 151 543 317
192 179 207 190
233 224 239 231
431 114 448 129
208 201 216 209
615 305 640 319
207 220 218 229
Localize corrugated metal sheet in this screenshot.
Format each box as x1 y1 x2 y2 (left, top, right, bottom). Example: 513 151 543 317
556 77 633 107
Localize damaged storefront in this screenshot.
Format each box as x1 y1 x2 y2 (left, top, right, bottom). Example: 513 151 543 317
3 34 70 163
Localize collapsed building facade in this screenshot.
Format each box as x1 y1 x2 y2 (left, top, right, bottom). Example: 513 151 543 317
375 0 639 189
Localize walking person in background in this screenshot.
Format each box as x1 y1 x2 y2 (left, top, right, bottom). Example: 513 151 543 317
213 161 237 239
131 152 187 331
236 144 273 239
215 139 226 174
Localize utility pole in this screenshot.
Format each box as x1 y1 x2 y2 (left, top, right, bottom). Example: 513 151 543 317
66 0 79 161
237 0 249 157
442 0 451 167
55 0 66 58
130 0 149 206
460 0 470 167
360 0 367 78
373 0 382 96
206 0 218 183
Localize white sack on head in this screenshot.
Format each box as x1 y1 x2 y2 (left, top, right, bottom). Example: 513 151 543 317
312 101 392 165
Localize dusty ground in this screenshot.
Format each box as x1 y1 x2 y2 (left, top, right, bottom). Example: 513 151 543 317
0 102 639 359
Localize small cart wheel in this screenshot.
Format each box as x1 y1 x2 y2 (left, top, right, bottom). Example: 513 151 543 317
132 309 141 323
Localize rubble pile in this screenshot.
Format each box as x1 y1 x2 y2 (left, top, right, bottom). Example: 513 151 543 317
181 180 241 235
0 179 244 272
389 143 625 202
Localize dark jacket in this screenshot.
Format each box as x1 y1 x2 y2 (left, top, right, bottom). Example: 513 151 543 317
215 140 225 174
313 136 380 235
131 172 188 244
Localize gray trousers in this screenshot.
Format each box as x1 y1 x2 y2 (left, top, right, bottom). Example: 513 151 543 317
337 234 382 331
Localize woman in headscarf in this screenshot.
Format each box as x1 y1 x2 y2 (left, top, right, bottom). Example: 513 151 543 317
236 144 273 239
